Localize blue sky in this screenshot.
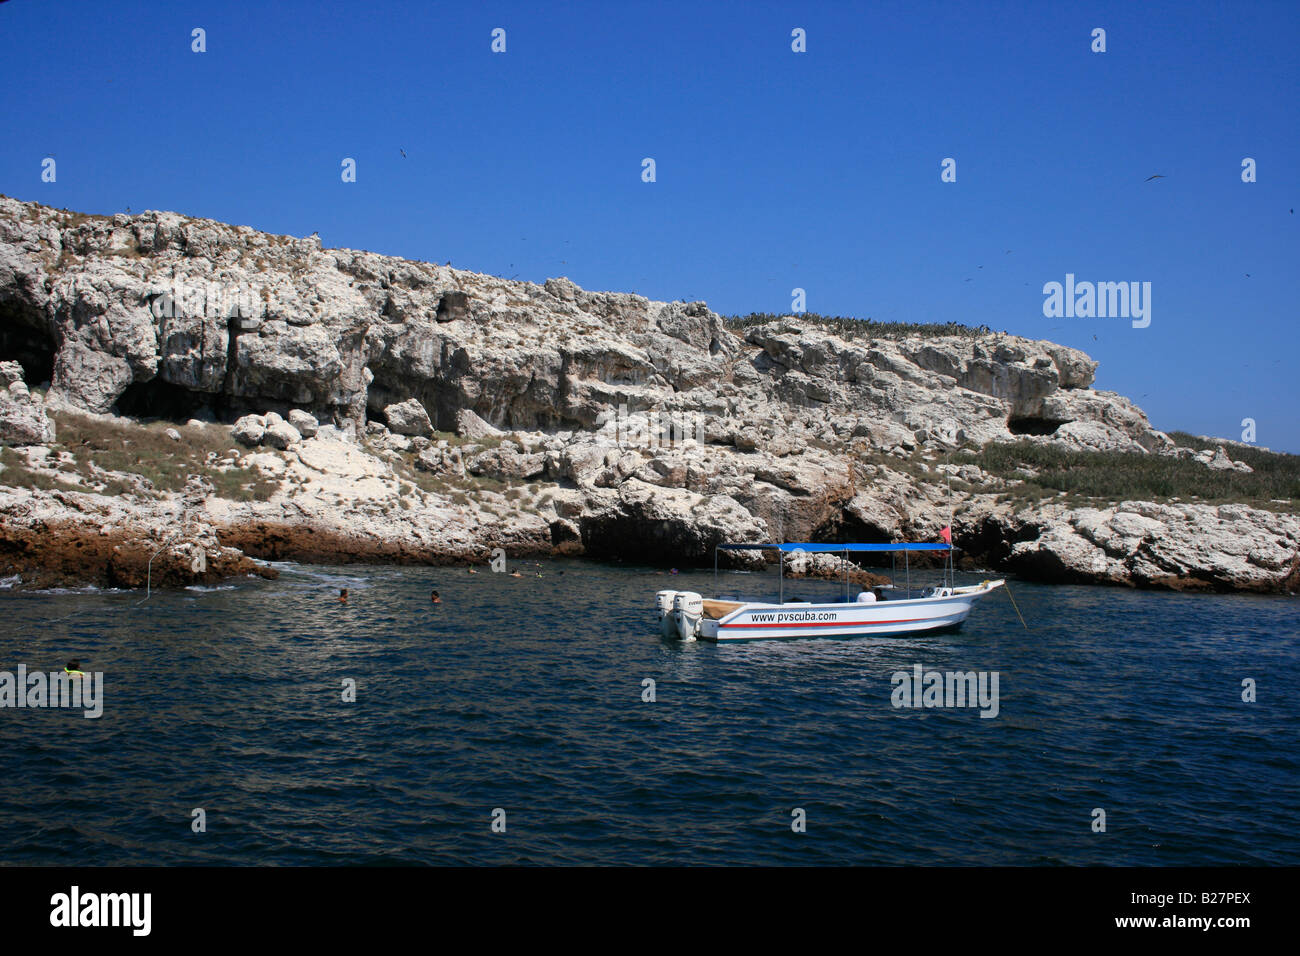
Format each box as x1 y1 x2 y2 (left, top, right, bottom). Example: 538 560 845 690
2 0 1297 449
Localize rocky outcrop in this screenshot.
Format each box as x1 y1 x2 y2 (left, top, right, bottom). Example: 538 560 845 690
0 487 273 590
230 414 263 447
0 196 1155 452
1001 502 1300 592
0 377 55 445
383 398 433 437
0 196 1295 593
287 408 318 438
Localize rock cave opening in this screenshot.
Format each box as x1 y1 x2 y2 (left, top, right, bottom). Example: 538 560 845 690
1007 415 1068 436
0 302 55 385
114 378 212 421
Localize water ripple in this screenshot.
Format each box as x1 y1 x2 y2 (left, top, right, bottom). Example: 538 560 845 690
1 562 1296 865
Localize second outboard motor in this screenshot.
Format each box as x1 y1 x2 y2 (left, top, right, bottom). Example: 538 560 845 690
656 590 679 639
672 591 703 641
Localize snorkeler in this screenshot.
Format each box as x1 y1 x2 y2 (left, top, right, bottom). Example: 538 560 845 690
339 588 348 603
64 660 85 677
431 590 441 604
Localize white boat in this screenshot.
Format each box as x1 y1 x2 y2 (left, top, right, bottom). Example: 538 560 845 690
656 542 1005 642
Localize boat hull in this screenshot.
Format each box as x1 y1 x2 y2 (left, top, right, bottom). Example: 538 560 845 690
696 584 1003 642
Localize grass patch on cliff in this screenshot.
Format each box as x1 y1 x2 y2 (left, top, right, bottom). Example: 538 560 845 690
430 430 505 451
1165 431 1295 473
105 237 144 259
724 312 994 340
954 440 1300 508
0 447 66 492
62 211 108 229
48 411 279 501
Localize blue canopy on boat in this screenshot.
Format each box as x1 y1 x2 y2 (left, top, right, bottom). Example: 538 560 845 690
717 542 951 552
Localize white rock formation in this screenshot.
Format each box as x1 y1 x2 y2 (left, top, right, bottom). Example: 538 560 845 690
1 196 1295 592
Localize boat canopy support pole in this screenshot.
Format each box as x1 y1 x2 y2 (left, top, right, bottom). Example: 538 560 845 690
713 546 719 598
779 548 784 604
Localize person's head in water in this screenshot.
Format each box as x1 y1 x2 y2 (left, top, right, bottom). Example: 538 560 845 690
65 659 82 673
339 588 348 603
431 590 441 604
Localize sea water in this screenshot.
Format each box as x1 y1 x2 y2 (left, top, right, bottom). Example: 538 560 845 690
0 560 1295 865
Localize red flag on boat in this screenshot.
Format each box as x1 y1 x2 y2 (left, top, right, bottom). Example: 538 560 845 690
940 526 952 545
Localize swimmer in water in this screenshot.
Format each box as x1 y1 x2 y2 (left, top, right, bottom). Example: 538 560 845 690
510 570 522 578
431 590 441 604
339 588 348 603
64 660 85 677
467 568 478 574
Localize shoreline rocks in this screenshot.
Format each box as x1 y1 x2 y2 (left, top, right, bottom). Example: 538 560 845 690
0 196 1295 594
0 488 274 590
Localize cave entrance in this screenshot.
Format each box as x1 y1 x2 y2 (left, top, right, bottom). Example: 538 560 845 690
1007 415 1068 436
115 378 211 421
0 302 55 385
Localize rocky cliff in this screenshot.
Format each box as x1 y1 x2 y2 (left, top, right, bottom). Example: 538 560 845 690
1 195 1296 593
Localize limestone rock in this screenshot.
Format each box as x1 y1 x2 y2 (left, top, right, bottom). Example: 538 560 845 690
455 408 503 440
263 421 302 450
1 195 1294 594
287 408 319 438
466 442 546 481
1007 501 1300 592
384 399 433 437
231 414 266 447
0 380 55 446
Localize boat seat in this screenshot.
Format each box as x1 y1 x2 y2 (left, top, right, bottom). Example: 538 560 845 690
702 599 744 620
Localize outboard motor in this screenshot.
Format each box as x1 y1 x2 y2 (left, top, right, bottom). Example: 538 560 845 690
672 591 703 642
656 590 679 639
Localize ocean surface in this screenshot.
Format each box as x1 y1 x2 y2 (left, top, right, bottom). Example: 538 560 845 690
0 559 1296 866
